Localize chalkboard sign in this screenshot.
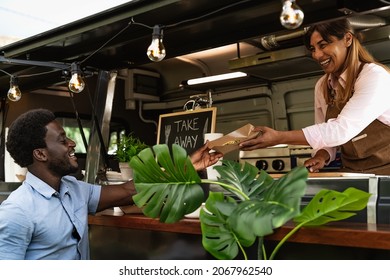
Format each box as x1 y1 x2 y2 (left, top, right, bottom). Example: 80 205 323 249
157 107 217 155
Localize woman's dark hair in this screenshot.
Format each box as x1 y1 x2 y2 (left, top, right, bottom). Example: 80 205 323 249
303 18 387 106
304 19 353 50
6 109 56 167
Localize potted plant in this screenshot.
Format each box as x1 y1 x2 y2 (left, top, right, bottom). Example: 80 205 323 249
115 133 149 180
130 144 370 260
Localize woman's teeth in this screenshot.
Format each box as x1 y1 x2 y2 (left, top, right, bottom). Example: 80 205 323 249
320 58 331 66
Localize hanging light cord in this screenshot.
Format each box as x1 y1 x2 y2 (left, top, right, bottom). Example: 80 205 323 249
129 18 153 30
84 83 110 170
80 22 136 65
78 0 252 64
18 69 62 78
0 67 62 78
67 90 89 152
129 0 252 29
0 69 12 77
163 0 252 28
0 0 254 78
79 17 159 65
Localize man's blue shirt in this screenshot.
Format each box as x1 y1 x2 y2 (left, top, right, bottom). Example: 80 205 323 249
0 172 101 260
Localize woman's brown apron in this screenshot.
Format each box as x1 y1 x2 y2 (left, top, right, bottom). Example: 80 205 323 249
325 66 390 175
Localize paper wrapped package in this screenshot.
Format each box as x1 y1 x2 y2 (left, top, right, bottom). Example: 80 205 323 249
207 123 259 154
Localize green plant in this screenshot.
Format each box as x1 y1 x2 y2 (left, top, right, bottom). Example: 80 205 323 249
115 133 149 163
130 144 370 260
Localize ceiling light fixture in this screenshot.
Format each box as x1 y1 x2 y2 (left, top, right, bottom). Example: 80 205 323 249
138 0 253 62
0 57 70 100
0 68 23 102
7 76 22 102
68 62 85 93
280 0 304 29
147 25 166 62
185 71 248 85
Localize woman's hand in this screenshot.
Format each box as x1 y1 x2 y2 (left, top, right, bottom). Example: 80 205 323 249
239 126 309 151
239 126 281 151
304 149 330 172
190 142 223 171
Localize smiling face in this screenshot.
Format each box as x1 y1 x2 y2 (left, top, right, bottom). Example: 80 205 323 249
309 30 352 77
43 120 78 176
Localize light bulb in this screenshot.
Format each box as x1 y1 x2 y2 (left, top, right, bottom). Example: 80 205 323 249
69 72 85 93
280 0 304 29
68 62 85 93
147 25 166 62
7 76 22 102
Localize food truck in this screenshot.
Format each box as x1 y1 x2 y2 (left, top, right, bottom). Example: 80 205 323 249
1 0 390 259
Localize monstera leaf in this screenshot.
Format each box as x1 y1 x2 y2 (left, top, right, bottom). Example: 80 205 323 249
200 165 309 260
130 144 204 223
294 187 371 226
129 143 370 260
267 187 371 260
199 192 251 260
213 160 274 200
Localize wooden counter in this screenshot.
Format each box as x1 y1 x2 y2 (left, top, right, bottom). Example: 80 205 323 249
89 174 390 259
89 210 201 235
89 210 390 250
270 171 375 179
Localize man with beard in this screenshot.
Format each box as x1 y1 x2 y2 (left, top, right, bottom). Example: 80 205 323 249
0 109 221 259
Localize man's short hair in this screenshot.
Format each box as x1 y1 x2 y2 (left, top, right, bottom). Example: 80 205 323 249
6 109 56 167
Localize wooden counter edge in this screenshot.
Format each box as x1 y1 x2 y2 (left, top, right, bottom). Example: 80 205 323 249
89 211 202 235
268 223 390 250
88 210 390 250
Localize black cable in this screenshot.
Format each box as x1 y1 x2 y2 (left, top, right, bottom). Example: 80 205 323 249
84 83 110 170
0 97 9 181
163 0 252 28
67 90 89 152
79 0 252 64
0 64 65 78
65 74 110 171
0 68 12 77
80 21 134 65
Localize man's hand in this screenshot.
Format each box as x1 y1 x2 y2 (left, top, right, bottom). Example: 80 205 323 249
190 142 223 171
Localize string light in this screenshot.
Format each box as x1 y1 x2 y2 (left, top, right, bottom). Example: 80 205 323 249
7 76 22 102
280 0 304 29
0 69 21 102
136 0 253 62
147 25 166 62
68 62 85 93
0 0 266 93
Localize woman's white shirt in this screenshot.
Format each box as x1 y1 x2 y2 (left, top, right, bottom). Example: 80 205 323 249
302 63 390 160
